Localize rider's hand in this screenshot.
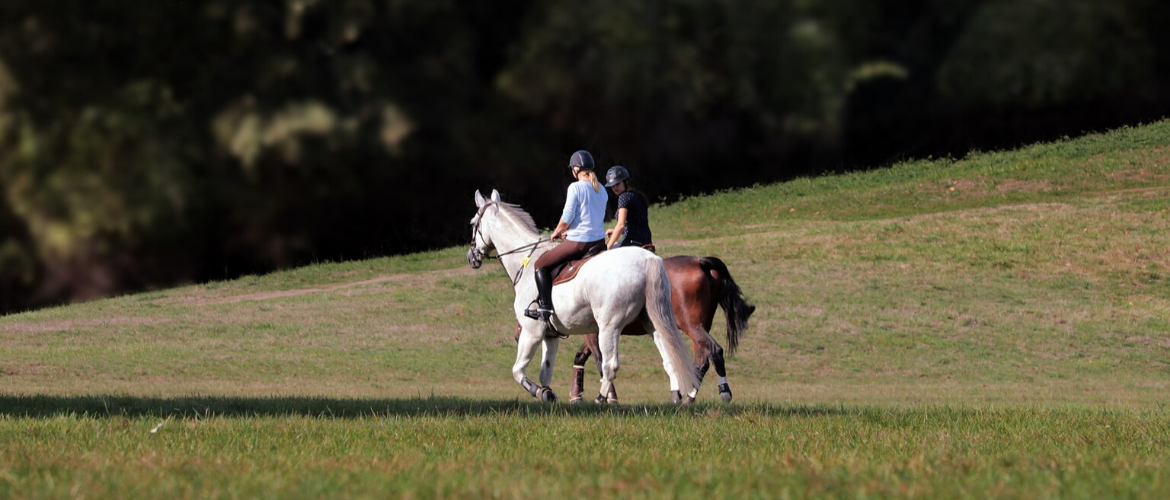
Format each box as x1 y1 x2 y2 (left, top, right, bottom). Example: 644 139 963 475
605 229 614 236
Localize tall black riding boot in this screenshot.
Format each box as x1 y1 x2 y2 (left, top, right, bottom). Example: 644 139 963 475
524 269 555 321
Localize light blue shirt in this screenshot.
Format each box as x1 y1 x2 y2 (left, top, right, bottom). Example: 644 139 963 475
560 180 608 242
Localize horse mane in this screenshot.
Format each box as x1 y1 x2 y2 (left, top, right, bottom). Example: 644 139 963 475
495 202 539 236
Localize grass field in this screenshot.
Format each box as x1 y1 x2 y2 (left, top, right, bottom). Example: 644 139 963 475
3 121 1170 498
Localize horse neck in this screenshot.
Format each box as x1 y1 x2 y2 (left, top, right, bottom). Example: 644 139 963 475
487 212 539 253
486 213 544 290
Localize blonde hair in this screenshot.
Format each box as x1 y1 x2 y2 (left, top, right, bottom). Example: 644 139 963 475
579 169 601 193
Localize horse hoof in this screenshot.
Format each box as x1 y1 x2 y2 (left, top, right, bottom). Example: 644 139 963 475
670 390 682 404
683 395 696 404
718 383 732 403
537 386 557 403
594 394 607 404
606 397 619 404
569 397 583 405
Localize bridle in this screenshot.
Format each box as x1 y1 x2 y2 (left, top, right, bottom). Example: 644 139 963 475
469 202 549 286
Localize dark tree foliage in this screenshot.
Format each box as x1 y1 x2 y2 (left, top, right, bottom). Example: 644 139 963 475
0 0 1166 312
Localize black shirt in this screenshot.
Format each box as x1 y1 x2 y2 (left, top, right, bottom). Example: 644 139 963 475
617 191 652 246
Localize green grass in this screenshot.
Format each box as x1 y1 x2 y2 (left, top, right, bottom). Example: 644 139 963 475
3 121 1170 498
2 397 1168 499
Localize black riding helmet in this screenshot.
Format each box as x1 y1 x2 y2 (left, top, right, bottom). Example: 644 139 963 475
568 150 595 170
605 165 629 187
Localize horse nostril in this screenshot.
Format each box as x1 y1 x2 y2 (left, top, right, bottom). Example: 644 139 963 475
467 248 483 269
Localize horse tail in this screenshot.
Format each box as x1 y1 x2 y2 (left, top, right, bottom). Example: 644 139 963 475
699 256 755 355
645 256 702 395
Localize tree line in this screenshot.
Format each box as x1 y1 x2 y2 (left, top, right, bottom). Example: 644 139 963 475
1 0 1167 313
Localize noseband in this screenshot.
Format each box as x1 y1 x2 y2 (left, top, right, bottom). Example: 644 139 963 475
469 202 548 286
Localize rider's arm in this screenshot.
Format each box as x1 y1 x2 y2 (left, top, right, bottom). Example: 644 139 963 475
552 184 581 240
606 208 628 248
550 220 571 240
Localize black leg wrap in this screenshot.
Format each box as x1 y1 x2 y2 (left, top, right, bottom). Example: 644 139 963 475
595 393 607 404
698 359 711 383
718 383 732 402
712 346 728 378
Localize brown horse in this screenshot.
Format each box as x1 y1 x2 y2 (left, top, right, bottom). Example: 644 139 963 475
513 255 754 403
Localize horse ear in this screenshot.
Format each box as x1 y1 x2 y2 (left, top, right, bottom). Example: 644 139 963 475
490 189 501 203
474 190 486 208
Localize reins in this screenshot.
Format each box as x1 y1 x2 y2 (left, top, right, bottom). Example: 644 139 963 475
495 239 547 286
471 202 550 286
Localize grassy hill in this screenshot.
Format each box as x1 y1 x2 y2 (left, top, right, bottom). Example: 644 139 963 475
4 120 1167 405
2 121 1169 498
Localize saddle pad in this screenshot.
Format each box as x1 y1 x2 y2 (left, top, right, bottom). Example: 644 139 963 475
551 254 599 286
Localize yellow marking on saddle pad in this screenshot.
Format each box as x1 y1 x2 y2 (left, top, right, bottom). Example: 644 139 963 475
520 256 530 267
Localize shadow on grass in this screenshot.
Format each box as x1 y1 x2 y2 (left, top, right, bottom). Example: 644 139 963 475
0 394 865 419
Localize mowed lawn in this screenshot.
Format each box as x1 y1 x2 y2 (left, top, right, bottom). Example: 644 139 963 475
2 122 1170 498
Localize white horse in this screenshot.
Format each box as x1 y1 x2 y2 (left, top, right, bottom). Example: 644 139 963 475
467 189 700 403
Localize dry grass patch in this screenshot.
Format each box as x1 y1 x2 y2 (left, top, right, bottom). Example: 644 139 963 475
159 266 477 306
0 316 171 334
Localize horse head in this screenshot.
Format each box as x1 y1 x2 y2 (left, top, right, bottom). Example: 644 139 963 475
467 189 502 269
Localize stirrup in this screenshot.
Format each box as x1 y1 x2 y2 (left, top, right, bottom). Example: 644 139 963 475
522 306 566 339
523 298 554 321
523 308 554 321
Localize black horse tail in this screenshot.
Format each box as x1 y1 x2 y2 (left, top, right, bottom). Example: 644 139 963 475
698 256 755 355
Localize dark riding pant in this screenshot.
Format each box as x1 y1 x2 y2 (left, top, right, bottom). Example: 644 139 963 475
534 239 605 272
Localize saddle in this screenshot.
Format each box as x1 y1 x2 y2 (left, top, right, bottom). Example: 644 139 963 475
548 243 657 286
549 244 607 286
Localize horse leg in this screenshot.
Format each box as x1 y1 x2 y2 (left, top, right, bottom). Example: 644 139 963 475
698 292 734 403
572 334 609 404
588 333 616 402
536 336 560 403
711 342 732 402
597 329 621 404
654 333 683 403
675 291 713 403
639 312 697 404
570 339 593 404
603 358 617 403
681 328 718 404
512 326 548 401
684 327 722 404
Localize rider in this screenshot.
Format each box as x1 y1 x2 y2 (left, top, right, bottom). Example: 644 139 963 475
526 150 608 321
604 165 653 249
